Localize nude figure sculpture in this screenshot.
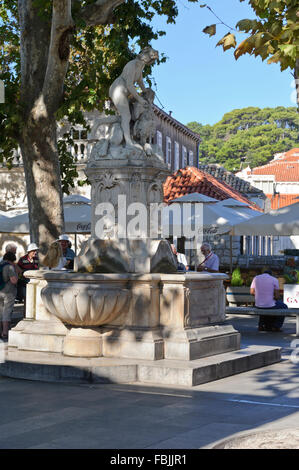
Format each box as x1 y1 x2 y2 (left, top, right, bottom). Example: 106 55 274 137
109 46 159 147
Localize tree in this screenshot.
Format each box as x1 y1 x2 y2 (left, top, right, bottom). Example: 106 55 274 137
202 1 299 109
187 106 299 171
0 0 181 252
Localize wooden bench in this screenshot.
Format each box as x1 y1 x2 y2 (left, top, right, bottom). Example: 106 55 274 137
225 306 299 337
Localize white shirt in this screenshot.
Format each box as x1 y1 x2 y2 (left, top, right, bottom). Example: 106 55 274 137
177 253 188 267
52 257 67 270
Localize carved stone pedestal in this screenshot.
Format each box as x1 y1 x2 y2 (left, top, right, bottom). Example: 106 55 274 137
9 271 239 362
74 151 177 274
2 270 281 385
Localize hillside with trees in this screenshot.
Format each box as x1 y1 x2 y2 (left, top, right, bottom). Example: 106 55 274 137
187 106 299 171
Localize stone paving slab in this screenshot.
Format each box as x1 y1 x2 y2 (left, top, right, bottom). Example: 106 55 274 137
0 312 296 448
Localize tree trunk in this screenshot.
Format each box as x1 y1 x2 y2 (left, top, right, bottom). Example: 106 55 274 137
18 0 71 252
20 117 64 253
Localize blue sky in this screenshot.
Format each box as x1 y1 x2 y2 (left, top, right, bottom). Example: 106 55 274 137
150 0 294 126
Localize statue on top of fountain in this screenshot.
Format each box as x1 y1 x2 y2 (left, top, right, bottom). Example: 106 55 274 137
90 47 163 160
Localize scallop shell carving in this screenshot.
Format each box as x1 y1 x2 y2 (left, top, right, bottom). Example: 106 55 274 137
41 285 130 326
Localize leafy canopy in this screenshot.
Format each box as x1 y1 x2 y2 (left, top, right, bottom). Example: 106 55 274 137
187 106 299 171
0 0 186 192
202 1 299 73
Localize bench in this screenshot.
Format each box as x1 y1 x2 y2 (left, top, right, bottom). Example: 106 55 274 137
225 306 299 337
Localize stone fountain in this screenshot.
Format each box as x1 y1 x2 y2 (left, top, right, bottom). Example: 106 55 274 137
1 48 281 385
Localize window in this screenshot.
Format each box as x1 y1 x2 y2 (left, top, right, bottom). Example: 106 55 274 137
174 142 180 169
182 146 187 167
156 130 163 152
166 137 172 165
73 130 80 140
188 150 194 166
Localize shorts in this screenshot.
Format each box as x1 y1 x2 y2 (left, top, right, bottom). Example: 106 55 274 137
0 291 16 321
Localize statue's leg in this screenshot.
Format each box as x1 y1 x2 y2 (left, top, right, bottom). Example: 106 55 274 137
110 84 133 146
120 109 133 146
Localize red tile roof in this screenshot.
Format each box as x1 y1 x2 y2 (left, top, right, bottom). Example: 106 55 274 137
266 193 299 210
252 148 299 181
280 148 299 161
163 166 261 211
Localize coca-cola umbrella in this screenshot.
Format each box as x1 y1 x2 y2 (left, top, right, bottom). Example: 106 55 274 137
0 195 91 253
231 201 299 236
162 194 260 271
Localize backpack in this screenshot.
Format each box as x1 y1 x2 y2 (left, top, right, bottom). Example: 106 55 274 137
0 262 9 290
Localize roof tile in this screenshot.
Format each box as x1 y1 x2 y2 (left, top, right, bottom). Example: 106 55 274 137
163 166 260 211
252 148 299 181
265 193 299 210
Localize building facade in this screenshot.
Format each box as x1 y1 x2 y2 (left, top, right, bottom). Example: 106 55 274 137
236 148 299 210
153 106 201 172
236 148 299 254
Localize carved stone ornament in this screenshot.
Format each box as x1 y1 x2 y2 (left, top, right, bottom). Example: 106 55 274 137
41 284 130 327
98 173 118 189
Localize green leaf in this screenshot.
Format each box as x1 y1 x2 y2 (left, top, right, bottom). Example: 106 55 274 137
278 44 297 60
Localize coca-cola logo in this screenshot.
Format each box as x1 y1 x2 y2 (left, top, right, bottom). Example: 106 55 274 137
76 223 91 232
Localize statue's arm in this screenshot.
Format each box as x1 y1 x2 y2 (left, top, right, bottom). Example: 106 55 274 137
136 76 146 93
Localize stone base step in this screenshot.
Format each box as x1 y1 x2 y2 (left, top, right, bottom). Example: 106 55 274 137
0 345 281 387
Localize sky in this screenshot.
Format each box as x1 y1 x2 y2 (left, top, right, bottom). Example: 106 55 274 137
149 0 295 126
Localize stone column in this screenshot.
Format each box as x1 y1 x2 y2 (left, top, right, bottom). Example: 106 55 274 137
9 270 69 352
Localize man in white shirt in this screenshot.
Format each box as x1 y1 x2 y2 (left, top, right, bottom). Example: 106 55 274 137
171 244 189 272
197 243 219 273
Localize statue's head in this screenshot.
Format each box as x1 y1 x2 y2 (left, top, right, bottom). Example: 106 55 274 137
138 46 159 65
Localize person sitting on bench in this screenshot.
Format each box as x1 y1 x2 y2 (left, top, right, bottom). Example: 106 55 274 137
250 268 287 332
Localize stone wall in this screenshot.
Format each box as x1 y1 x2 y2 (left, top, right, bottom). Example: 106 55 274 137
209 235 241 269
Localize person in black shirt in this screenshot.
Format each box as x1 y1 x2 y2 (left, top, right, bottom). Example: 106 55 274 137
17 243 39 308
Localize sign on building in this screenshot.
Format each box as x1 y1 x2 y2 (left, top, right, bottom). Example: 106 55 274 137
284 284 299 307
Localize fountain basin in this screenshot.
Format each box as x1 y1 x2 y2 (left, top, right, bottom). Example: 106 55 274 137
17 270 240 361
41 272 131 327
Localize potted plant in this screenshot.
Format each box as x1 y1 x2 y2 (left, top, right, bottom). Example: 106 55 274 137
226 268 255 306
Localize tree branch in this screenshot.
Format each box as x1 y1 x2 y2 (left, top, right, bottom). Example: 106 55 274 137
80 0 125 26
35 0 74 117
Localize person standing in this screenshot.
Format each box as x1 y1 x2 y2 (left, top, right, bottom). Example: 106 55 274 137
250 269 287 332
197 243 219 273
17 243 39 308
0 243 17 262
0 252 18 340
57 235 75 269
